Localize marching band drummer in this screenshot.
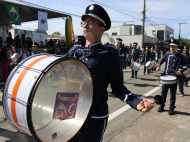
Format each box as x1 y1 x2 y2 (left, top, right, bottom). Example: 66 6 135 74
156 39 189 115
116 38 128 70
141 46 151 75
177 47 185 97
130 42 139 79
150 47 155 72
182 46 190 87
68 4 155 142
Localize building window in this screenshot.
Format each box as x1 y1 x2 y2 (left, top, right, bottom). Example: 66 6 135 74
112 32 117 35
157 30 164 41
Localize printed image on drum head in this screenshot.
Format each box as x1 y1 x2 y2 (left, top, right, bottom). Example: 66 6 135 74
30 59 93 142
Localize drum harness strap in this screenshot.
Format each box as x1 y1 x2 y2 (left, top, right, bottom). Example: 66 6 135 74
66 45 107 126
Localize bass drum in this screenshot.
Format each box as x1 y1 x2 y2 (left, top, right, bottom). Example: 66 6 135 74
2 54 93 142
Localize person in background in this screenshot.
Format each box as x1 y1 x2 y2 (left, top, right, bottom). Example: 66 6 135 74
14 35 21 51
141 47 151 75
182 46 190 87
31 42 40 55
20 45 30 61
150 47 155 72
50 45 57 54
156 39 189 115
130 42 139 79
128 43 132 50
21 34 27 45
0 37 3 48
48 39 54 48
9 46 19 73
39 41 45 48
6 32 13 47
1 47 11 81
175 47 184 96
7 45 13 57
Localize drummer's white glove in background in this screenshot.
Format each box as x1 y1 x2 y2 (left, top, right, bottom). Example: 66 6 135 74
137 99 155 112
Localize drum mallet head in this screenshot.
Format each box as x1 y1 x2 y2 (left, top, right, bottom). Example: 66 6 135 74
154 95 163 104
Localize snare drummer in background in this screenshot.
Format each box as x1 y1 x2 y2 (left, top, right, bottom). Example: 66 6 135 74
116 38 129 70
177 47 185 97
182 46 190 87
130 42 139 79
150 47 155 72
68 4 155 142
156 38 189 115
141 46 151 75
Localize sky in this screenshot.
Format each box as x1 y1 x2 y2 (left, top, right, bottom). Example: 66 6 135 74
15 0 190 39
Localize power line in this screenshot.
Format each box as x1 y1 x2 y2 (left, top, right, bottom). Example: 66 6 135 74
89 0 142 20
148 17 190 21
146 0 157 11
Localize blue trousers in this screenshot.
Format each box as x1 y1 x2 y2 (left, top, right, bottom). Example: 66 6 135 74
68 117 108 142
132 69 137 77
184 76 189 86
177 75 184 94
160 83 177 109
143 63 150 74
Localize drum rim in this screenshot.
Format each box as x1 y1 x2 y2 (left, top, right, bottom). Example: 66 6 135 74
26 56 93 142
158 75 177 81
2 54 46 132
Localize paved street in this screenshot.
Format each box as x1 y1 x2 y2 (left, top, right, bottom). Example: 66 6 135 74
0 65 189 142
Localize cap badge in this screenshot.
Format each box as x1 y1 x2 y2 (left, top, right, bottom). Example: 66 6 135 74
89 5 94 10
171 39 173 42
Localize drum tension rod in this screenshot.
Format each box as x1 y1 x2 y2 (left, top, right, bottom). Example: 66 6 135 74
3 117 33 137
2 91 29 105
18 64 46 73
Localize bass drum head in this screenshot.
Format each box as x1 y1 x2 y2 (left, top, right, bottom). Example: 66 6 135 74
29 58 93 142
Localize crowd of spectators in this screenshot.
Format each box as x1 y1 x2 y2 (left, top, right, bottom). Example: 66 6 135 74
0 32 73 82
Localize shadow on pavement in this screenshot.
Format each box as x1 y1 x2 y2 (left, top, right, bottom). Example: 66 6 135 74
139 78 158 81
0 128 35 142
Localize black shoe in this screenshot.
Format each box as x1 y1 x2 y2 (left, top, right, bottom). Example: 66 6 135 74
168 109 174 115
157 107 164 112
130 76 134 78
135 76 138 79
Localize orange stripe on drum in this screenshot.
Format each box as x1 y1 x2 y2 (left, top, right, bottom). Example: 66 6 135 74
131 62 135 69
11 56 50 129
185 71 190 76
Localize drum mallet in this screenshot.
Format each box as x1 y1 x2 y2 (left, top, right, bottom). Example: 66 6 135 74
168 67 183 76
154 95 163 104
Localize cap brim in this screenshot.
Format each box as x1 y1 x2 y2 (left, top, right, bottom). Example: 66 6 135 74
81 14 106 26
169 43 178 46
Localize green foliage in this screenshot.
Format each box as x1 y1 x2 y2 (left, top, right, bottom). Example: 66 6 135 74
180 38 190 48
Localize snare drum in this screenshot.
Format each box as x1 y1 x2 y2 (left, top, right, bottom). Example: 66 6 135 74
153 62 158 68
3 54 93 142
159 75 177 84
145 61 153 69
131 62 140 71
183 68 190 78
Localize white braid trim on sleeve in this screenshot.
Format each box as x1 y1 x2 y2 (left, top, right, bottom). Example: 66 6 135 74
124 92 133 103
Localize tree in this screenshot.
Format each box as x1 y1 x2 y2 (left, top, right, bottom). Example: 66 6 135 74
179 38 190 48
53 31 61 35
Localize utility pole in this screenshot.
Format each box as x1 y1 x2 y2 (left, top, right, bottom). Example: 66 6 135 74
178 22 187 44
142 0 146 51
